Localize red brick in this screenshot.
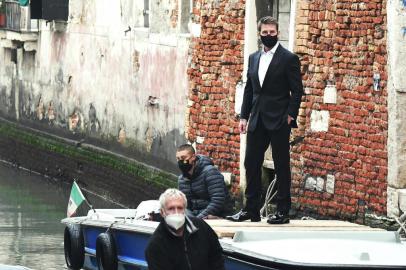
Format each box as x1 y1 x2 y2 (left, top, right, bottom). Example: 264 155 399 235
187 0 388 221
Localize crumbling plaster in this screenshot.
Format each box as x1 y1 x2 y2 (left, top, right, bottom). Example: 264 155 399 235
0 0 190 169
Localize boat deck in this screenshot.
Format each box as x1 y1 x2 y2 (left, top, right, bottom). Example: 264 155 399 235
206 219 382 238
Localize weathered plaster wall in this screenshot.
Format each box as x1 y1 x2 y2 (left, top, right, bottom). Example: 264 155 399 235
387 0 406 217
0 0 190 172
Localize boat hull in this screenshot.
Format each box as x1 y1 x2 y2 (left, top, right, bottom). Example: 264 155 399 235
62 216 406 270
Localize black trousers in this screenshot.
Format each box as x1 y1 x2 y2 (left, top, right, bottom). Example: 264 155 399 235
244 117 291 214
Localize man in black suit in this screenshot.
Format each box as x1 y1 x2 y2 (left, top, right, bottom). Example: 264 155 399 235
226 16 303 224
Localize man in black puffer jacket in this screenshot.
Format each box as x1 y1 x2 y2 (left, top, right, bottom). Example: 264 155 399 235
176 144 233 219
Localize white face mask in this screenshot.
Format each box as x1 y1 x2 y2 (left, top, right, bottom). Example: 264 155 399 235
165 213 185 230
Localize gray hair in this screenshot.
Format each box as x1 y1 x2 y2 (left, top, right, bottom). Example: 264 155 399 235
159 188 187 210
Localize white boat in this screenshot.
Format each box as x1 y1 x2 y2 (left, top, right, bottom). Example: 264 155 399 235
61 208 406 270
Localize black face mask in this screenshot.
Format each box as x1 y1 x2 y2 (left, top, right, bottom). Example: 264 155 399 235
261 35 278 48
178 159 193 176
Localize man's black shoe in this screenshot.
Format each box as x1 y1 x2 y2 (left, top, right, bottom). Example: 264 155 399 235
267 212 290 224
225 210 261 222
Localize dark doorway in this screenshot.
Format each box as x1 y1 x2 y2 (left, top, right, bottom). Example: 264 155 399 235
255 0 275 20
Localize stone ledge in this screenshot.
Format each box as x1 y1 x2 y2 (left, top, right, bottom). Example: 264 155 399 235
0 29 38 42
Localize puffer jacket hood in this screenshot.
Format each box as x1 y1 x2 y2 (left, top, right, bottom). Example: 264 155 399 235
191 155 214 177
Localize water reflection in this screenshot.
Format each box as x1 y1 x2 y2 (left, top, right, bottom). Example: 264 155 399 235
0 162 68 270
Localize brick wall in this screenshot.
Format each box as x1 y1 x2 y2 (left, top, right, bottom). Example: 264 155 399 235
187 0 246 191
293 0 388 222
188 0 388 222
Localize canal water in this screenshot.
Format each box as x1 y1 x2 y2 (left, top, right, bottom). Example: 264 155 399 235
0 162 69 269
0 161 123 270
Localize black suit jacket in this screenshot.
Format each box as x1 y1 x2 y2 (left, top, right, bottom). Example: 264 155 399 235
240 44 304 131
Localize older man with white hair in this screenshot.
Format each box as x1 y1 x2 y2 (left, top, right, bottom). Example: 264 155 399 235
145 188 225 270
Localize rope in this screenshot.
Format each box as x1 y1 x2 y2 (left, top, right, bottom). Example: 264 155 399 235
106 221 118 233
260 176 277 218
258 133 307 218
301 216 315 220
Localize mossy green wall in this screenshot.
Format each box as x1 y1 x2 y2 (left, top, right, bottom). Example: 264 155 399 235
0 119 177 207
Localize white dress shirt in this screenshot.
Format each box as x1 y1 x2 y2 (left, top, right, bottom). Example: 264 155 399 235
258 42 279 87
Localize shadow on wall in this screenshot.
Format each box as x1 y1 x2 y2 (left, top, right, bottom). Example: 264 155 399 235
88 103 100 135
150 128 187 174
0 86 9 115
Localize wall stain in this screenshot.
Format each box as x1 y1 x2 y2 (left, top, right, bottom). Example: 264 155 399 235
88 103 100 134
374 25 384 40
36 97 45 120
118 125 126 144
69 110 84 132
0 86 8 115
47 101 56 123
170 0 179 28
151 128 187 166
145 127 154 152
132 50 140 73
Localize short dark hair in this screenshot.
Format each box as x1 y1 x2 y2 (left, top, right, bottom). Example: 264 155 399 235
257 16 279 32
177 144 195 154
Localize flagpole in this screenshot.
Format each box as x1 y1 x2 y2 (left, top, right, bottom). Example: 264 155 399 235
84 199 96 213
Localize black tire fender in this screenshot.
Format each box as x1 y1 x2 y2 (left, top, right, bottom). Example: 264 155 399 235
64 224 85 270
96 232 118 270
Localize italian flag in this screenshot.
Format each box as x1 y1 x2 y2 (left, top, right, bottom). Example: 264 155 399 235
67 181 86 217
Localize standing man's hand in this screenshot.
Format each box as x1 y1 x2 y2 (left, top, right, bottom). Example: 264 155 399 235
287 115 294 125
239 119 247 134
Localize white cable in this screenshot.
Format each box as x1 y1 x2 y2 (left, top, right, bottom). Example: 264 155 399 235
260 176 277 218
301 216 315 220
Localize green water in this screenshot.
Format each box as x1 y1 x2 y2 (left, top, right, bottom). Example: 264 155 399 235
0 162 68 270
